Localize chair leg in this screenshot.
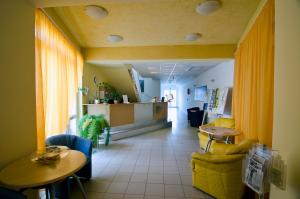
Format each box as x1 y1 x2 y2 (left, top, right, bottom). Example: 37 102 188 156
205 136 214 152
72 174 87 199
49 184 55 199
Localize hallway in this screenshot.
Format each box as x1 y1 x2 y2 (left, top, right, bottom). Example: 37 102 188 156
72 108 212 199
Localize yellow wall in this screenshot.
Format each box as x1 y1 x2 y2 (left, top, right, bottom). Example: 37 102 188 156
270 0 300 198
82 63 108 104
0 1 37 167
84 44 236 62
83 63 137 103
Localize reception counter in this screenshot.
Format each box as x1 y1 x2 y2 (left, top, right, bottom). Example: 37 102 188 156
83 102 171 140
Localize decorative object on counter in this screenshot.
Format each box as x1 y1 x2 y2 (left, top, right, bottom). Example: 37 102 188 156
78 114 110 146
122 95 129 103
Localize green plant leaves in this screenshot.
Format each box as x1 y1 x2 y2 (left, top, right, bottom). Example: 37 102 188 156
78 114 110 145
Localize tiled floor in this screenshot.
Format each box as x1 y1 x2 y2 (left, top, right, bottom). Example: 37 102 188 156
71 108 213 199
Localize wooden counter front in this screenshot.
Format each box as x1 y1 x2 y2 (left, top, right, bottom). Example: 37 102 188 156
109 104 134 127
83 102 167 128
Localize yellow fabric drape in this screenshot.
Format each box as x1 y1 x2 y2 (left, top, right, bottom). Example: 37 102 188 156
233 0 274 147
35 9 83 152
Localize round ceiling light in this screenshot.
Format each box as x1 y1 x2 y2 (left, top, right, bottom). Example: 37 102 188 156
185 33 202 41
196 0 222 15
107 35 123 43
85 5 108 19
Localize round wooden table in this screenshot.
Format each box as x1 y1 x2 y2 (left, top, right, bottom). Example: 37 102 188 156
0 150 87 199
199 126 240 152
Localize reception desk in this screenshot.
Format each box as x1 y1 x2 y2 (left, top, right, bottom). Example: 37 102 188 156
83 102 170 140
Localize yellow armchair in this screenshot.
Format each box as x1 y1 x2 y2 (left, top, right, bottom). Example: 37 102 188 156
190 139 256 199
198 117 235 150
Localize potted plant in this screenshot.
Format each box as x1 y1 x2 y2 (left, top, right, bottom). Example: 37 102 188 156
112 91 121 104
78 114 110 146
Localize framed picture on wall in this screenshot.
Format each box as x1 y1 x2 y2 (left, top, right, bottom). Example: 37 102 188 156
139 80 144 92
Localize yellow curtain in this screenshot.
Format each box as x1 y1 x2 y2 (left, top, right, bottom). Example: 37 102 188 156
233 0 274 147
35 9 83 152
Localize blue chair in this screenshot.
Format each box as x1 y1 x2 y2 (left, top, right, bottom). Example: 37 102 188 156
0 187 26 199
46 134 93 198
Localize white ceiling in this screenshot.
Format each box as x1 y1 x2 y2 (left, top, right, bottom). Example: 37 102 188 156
130 60 227 84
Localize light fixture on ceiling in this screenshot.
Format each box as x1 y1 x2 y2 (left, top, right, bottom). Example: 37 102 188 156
85 5 108 19
185 33 202 41
107 35 123 43
196 0 222 15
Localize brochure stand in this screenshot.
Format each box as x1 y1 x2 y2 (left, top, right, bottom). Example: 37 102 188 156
243 143 287 198
243 144 272 199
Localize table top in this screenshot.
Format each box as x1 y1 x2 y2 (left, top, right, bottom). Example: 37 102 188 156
0 150 86 189
199 126 240 137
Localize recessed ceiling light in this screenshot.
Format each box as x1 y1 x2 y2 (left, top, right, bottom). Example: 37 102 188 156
85 5 108 19
185 33 202 41
196 0 222 15
150 71 158 74
107 35 123 43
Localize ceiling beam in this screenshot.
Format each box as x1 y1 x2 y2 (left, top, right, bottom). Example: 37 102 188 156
84 44 236 62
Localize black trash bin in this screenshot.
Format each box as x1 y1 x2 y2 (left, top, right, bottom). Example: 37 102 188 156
189 110 204 127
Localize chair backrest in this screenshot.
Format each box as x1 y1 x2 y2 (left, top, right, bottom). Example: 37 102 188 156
73 136 93 159
46 134 77 149
212 118 235 129
46 134 92 158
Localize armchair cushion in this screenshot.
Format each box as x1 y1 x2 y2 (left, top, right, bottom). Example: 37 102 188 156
210 139 257 155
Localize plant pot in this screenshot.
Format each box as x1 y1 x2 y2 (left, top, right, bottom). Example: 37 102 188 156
114 100 118 104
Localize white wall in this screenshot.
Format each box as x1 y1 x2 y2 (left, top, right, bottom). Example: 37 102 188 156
139 77 161 102
270 0 300 198
178 60 234 113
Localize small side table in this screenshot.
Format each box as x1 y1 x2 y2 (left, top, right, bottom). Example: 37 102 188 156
199 126 240 152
